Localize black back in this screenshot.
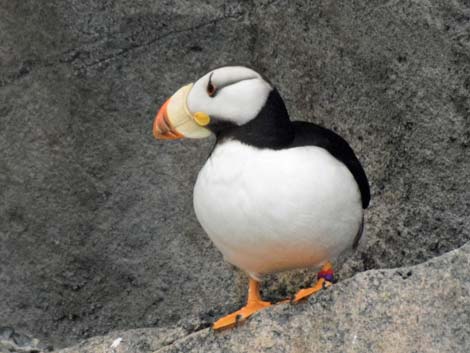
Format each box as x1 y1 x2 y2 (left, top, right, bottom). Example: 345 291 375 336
289 121 370 209
212 88 371 209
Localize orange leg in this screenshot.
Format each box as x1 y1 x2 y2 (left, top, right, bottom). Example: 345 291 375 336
292 262 334 303
213 277 271 330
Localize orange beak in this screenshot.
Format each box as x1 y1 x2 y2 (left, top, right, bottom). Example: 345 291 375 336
153 98 184 140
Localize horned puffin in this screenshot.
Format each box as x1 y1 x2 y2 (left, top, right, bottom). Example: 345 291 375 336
152 66 370 330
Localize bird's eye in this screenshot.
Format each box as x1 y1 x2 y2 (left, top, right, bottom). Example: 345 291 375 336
207 82 217 97
207 73 217 97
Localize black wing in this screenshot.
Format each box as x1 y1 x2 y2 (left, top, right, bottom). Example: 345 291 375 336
290 121 370 209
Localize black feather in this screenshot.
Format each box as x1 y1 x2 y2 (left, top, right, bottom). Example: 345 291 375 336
213 88 371 209
290 121 371 209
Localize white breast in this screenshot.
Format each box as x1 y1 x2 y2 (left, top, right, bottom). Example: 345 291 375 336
193 140 363 278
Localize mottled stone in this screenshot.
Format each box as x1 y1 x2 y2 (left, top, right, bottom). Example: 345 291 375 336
0 326 52 353
57 326 191 353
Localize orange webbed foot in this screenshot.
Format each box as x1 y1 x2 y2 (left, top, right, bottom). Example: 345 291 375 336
292 262 335 303
292 278 332 303
213 277 273 330
212 299 271 330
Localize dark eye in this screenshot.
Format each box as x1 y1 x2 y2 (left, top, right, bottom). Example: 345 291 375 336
207 73 217 97
207 82 217 97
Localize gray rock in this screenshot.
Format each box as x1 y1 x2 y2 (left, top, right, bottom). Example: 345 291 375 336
57 242 470 353
56 326 191 353
0 326 52 353
1 0 469 348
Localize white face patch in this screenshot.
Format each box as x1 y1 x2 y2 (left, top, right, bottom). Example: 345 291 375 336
187 66 273 126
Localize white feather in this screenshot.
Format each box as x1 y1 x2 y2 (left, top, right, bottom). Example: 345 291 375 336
187 66 272 126
193 140 363 279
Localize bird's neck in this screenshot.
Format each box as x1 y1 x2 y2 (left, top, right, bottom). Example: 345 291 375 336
215 88 294 149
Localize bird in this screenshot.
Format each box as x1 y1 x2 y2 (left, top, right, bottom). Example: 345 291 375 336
152 66 370 330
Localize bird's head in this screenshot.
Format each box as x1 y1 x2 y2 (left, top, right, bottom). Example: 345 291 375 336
153 66 293 147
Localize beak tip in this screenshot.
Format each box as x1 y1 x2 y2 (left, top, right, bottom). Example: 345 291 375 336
152 98 184 140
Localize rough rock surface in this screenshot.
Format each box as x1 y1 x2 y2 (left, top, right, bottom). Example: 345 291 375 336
58 242 470 353
0 327 52 353
1 0 470 349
